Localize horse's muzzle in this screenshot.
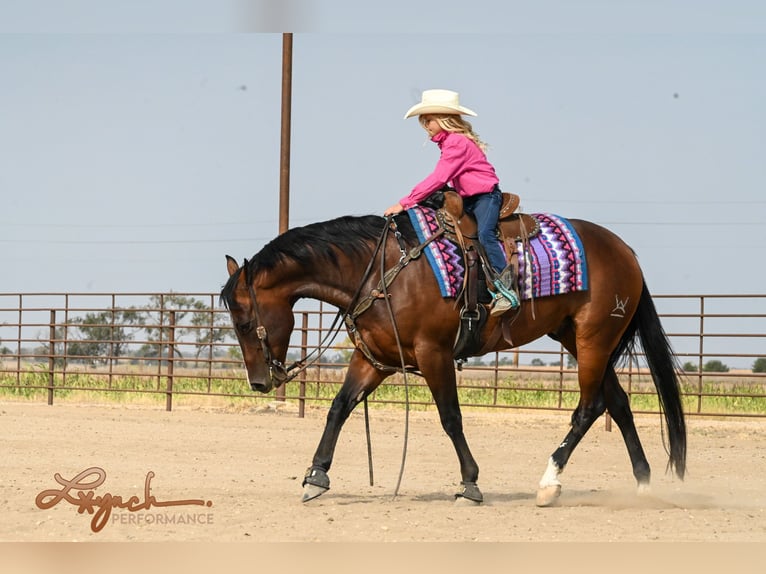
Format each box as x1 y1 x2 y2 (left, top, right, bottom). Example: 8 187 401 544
249 380 270 393
248 368 288 394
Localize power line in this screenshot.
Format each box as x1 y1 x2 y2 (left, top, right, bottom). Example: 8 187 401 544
596 221 765 226
0 238 273 245
537 199 766 205
0 221 275 229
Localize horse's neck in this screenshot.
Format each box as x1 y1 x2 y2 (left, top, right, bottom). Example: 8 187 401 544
284 263 360 310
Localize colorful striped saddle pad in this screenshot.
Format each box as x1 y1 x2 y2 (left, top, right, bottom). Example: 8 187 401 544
407 207 588 300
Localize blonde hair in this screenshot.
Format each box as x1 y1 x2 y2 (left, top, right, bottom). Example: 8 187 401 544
420 114 488 152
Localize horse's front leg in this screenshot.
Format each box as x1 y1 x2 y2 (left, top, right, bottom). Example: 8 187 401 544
420 354 483 504
302 350 386 502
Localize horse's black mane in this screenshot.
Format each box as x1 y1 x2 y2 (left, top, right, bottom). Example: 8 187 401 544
221 213 418 304
256 215 386 271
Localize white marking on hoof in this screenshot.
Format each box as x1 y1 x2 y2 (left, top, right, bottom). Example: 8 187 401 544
454 496 482 507
637 482 652 496
301 483 329 503
536 484 562 507
536 457 563 507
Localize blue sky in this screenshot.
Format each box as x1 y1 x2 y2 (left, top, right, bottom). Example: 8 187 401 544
1 2 765 297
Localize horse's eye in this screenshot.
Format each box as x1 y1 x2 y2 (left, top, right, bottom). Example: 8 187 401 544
238 320 253 334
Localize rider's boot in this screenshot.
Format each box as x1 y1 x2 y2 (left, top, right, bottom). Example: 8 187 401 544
490 266 520 317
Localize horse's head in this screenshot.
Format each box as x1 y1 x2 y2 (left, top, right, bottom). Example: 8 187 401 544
221 255 296 393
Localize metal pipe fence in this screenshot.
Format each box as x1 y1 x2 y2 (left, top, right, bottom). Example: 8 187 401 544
1 292 764 418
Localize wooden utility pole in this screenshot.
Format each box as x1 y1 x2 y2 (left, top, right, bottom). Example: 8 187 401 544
276 33 293 401
279 33 293 235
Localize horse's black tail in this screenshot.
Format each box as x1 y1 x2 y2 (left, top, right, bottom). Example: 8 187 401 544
611 280 687 480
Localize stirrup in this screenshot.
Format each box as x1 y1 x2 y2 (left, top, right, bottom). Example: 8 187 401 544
492 279 520 309
490 294 513 317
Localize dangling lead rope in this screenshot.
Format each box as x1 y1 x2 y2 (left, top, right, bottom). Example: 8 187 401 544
381 216 411 498
364 397 374 486
342 219 401 490
357 216 417 497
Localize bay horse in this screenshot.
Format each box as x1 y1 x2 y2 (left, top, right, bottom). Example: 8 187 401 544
220 208 686 507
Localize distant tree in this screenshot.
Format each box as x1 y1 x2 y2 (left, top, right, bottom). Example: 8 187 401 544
567 354 577 369
752 358 766 373
35 327 69 367
530 358 545 367
187 301 230 364
143 294 202 361
702 360 729 373
682 361 698 372
331 336 355 365
68 309 144 363
133 343 160 359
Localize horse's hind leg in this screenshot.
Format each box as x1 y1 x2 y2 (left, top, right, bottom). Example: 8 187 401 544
536 382 607 506
602 368 652 493
536 328 611 506
302 351 386 502
536 344 651 506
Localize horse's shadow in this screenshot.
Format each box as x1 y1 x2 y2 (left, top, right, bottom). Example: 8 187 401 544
313 490 535 506
309 488 717 510
412 491 536 505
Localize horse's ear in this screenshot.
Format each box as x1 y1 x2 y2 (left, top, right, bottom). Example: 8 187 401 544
225 255 239 277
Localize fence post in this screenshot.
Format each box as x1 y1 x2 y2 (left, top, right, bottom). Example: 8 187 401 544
48 309 56 406
62 294 69 390
108 294 116 389
15 295 23 385
557 344 565 409
492 352 499 406
696 296 705 414
298 312 308 418
207 295 215 393
166 310 175 412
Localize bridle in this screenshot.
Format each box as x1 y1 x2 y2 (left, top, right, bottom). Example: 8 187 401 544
238 279 344 390
245 282 289 387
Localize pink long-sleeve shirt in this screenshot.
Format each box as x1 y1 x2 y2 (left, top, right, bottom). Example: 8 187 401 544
399 130 500 209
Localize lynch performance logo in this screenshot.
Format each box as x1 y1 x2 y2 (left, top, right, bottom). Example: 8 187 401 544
35 467 213 533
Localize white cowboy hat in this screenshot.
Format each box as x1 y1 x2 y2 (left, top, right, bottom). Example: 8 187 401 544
403 89 478 119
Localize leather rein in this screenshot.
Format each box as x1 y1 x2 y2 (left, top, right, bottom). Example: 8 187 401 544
244 215 449 385
342 215 447 374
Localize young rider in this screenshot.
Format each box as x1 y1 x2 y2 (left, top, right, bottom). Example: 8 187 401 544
383 89 519 316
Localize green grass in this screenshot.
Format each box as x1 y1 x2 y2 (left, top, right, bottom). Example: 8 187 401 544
1 367 764 416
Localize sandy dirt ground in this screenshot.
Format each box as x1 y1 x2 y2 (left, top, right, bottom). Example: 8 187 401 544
2 399 765 544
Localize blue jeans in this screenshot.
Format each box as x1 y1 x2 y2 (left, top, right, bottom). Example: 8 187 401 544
463 187 506 275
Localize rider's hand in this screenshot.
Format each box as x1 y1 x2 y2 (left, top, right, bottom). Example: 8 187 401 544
384 203 405 217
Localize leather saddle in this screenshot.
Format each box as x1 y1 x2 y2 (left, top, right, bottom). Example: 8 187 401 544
425 189 539 246
420 189 539 363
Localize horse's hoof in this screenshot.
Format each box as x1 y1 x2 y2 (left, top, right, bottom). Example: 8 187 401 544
301 466 330 503
454 496 481 506
535 484 562 507
301 483 329 503
454 481 483 504
637 482 652 496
